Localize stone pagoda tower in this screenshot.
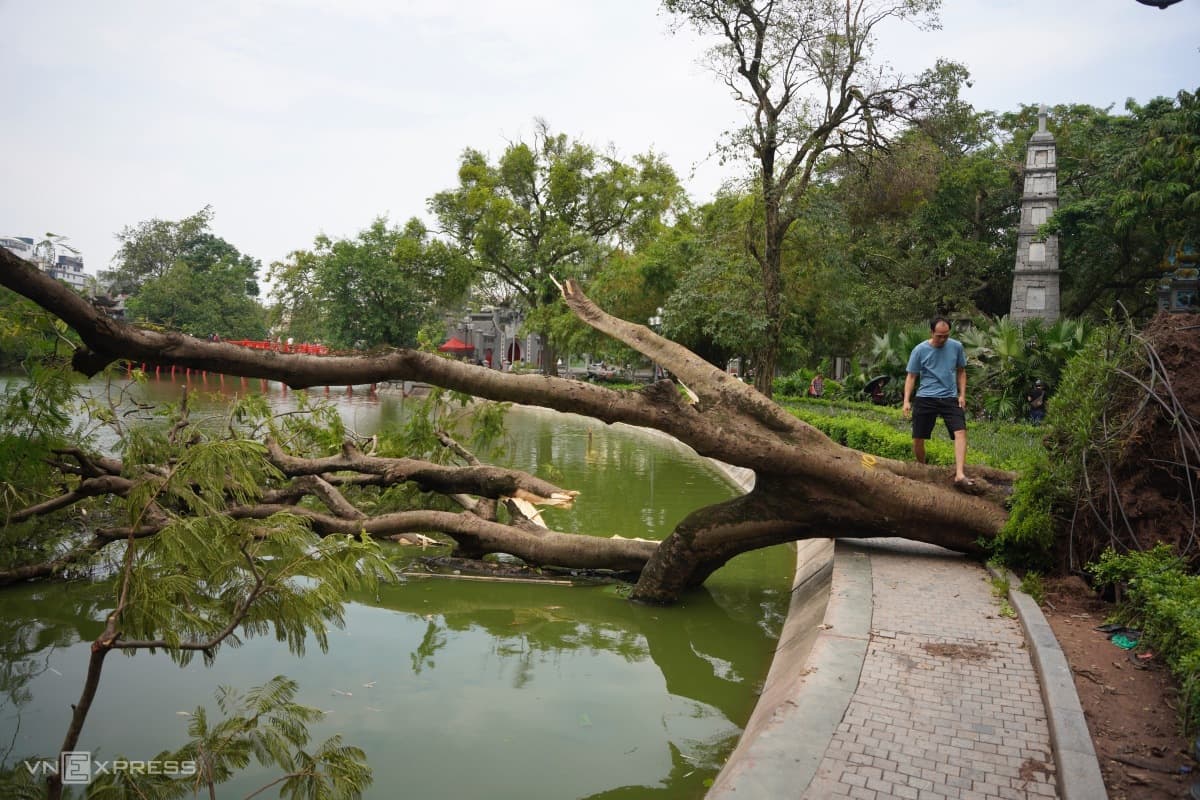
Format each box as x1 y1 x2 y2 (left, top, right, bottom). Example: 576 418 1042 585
1009 106 1061 321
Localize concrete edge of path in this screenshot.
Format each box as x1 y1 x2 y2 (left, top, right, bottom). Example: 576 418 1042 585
988 565 1109 800
707 541 872 798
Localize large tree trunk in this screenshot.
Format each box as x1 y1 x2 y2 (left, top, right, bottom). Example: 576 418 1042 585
0 249 1012 603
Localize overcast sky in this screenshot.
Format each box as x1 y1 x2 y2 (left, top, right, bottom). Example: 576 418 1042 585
2 0 1197 281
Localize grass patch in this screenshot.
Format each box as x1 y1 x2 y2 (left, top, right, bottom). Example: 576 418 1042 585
1019 571 1046 605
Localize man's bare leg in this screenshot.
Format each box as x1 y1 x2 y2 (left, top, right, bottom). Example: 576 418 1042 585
912 438 926 465
953 429 968 482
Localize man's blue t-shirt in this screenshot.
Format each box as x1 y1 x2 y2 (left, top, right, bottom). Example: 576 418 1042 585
906 339 965 398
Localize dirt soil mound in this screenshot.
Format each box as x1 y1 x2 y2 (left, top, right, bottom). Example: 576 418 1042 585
1068 312 1200 568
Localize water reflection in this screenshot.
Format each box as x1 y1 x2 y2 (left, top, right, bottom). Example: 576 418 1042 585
0 375 793 798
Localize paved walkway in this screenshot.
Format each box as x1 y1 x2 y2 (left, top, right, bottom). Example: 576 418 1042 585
803 540 1059 799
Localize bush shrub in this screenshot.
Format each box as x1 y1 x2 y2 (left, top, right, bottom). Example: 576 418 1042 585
788 406 955 465
991 448 1066 570
774 370 843 400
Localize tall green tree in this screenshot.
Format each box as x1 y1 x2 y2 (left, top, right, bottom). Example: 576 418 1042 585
663 0 966 396
269 217 470 349
101 206 217 295
1114 88 1200 249
826 114 1019 324
125 254 268 340
430 120 682 374
658 195 770 370
104 207 269 340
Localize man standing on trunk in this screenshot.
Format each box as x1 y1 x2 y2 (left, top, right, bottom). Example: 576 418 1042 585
902 317 973 487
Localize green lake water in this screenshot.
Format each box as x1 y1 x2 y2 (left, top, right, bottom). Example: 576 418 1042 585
0 375 794 798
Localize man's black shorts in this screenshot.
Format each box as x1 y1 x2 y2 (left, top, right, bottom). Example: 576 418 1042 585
912 396 966 440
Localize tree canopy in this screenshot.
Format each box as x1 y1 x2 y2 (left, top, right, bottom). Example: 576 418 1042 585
101 206 269 341
1033 92 1200 317
429 120 682 373
102 206 219 295
269 217 471 349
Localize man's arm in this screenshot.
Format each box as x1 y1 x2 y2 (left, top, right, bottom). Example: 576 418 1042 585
902 373 917 417
956 367 967 409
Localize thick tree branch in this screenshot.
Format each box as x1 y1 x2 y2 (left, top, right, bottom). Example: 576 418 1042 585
7 475 135 523
264 439 578 507
221 506 659 570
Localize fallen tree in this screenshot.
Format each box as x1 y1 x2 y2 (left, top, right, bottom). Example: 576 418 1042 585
0 248 1013 603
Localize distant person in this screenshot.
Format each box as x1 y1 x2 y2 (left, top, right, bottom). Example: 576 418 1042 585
902 317 972 487
870 384 887 405
1026 379 1047 425
807 372 825 398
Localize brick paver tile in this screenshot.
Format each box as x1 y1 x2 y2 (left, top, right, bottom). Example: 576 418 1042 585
801 542 1059 800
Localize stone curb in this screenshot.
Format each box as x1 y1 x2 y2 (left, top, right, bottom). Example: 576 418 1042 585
987 565 1109 800
707 541 871 797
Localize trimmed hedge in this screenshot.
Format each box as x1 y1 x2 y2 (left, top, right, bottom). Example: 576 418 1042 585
788 406 956 465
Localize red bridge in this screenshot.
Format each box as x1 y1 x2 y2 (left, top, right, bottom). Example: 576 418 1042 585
226 339 330 355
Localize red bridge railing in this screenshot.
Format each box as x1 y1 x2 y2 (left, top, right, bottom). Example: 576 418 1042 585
227 340 330 355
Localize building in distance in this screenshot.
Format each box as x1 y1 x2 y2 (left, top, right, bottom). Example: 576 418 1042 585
1 234 93 293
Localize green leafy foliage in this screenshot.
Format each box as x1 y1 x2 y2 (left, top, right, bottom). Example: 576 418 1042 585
993 322 1135 567
1019 571 1046 606
826 119 1020 323
256 392 347 457
101 206 217 295
0 288 81 369
430 120 682 366
103 207 269 340
125 256 268 341
860 322 932 404
0 367 390 796
959 316 1090 421
116 422 394 662
1090 545 1200 734
122 515 393 663
269 217 470 349
991 448 1064 569
1039 322 1138 500
0 364 92 566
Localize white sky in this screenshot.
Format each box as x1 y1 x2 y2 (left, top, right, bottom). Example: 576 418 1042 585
1 0 1197 280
